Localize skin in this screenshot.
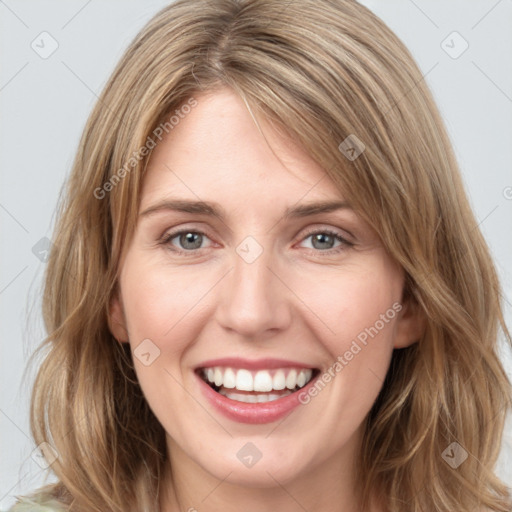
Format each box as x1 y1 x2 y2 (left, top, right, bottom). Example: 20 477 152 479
109 87 424 512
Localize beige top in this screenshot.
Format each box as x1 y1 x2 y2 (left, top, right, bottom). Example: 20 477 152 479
5 496 66 512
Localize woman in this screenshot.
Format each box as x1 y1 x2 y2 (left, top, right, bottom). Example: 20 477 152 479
8 0 511 511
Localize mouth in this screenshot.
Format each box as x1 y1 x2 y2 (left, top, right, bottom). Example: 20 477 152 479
196 366 320 403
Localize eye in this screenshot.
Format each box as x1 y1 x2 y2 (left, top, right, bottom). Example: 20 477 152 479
160 229 213 253
159 227 353 256
298 228 353 254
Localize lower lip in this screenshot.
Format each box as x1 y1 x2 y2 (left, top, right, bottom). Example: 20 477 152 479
196 372 318 424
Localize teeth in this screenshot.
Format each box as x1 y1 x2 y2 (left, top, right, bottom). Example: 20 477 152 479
272 370 286 390
214 367 223 387
219 390 293 403
253 370 273 392
223 368 236 389
202 366 314 393
286 369 297 389
236 369 253 391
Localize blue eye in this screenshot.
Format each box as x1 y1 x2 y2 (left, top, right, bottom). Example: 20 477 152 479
299 229 352 253
161 230 211 252
160 228 352 256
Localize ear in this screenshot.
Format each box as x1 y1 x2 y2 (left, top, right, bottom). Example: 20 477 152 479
393 297 426 349
108 286 129 343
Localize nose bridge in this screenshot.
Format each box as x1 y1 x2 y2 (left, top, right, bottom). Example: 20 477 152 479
216 239 290 337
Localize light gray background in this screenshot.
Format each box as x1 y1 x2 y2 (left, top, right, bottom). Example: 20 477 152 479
1 0 511 508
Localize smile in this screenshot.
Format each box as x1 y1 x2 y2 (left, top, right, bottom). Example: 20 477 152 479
195 358 320 423
199 366 316 403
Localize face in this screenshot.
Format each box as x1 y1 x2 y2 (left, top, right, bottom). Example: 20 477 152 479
109 87 421 489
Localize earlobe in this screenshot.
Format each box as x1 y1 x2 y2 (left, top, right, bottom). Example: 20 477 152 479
108 289 129 343
393 299 426 349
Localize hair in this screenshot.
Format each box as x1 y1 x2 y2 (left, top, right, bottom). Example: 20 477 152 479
18 0 511 511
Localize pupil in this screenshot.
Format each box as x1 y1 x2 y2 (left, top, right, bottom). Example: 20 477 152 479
181 232 202 250
313 233 333 250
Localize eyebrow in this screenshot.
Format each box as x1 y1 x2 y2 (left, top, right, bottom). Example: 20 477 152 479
139 199 352 221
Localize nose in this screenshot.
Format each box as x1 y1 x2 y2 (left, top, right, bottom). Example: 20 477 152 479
215 244 292 340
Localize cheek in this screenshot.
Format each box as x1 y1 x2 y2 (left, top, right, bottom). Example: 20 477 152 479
292 260 402 359
120 248 402 367
116 246 403 479
290 260 401 421
335 279 399 363
120 255 214 353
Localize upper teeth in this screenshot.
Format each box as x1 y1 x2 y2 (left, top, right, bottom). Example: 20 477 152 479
203 367 313 392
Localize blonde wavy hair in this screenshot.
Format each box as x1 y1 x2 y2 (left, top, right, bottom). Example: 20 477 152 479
20 0 511 511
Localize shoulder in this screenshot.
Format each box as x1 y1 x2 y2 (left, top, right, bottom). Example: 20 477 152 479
4 496 67 512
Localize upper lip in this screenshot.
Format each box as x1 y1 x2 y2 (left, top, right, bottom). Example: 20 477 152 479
196 357 317 371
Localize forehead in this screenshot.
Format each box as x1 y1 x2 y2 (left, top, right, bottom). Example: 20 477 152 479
139 88 345 212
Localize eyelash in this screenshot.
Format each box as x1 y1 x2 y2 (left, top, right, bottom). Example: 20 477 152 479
158 227 354 257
